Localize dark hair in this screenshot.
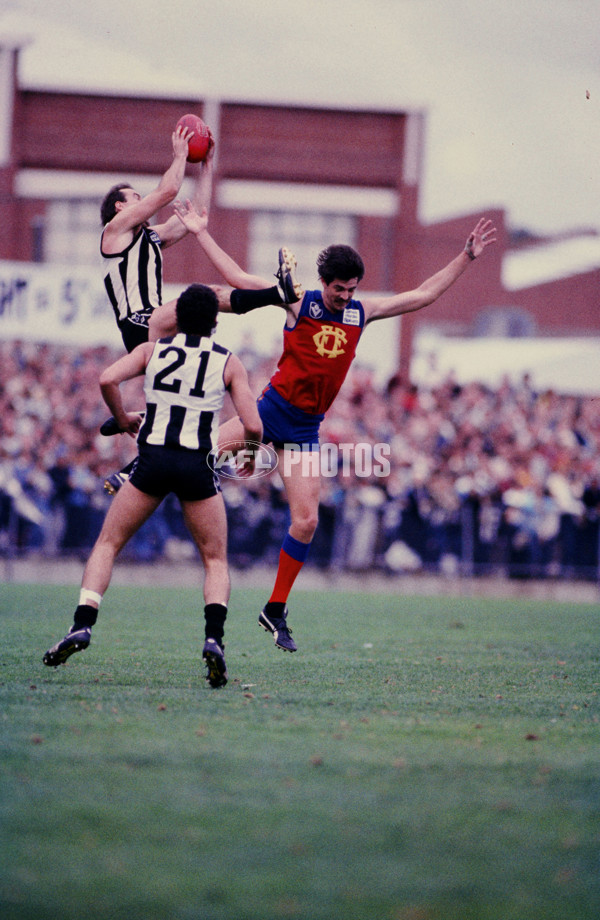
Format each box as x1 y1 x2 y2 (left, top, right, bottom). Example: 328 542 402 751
100 183 132 226
317 244 365 284
176 284 219 337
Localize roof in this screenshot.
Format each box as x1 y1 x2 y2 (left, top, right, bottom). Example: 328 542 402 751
502 235 600 290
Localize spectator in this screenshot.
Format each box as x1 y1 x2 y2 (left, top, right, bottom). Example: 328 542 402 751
2 337 600 580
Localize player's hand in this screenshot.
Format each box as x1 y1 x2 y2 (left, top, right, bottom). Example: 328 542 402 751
203 130 216 162
234 446 258 478
173 199 208 234
172 125 193 160
465 218 497 260
119 412 144 439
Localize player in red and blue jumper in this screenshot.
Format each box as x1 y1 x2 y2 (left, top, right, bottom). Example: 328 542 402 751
175 200 497 652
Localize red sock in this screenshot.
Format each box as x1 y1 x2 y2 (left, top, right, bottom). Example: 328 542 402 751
269 536 310 604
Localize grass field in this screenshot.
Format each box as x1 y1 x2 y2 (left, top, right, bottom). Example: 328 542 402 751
1 580 599 920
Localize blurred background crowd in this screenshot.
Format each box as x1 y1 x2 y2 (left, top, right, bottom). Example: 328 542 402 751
2 337 600 581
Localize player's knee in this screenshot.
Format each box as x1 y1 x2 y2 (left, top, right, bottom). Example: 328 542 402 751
93 530 124 557
198 542 228 566
292 508 319 540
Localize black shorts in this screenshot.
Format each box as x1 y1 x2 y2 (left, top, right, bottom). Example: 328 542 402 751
119 313 152 353
130 445 221 501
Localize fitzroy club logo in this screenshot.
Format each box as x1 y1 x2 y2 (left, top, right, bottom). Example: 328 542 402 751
312 324 347 358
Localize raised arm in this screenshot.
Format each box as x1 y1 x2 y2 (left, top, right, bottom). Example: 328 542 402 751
101 127 192 253
173 199 273 290
363 218 497 323
154 133 216 248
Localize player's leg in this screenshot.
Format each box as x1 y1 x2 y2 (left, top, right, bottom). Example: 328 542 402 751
258 448 321 652
211 247 303 313
101 314 151 491
43 483 162 666
181 493 230 687
182 492 230 609
82 482 162 595
104 457 139 495
278 448 321 544
276 247 303 304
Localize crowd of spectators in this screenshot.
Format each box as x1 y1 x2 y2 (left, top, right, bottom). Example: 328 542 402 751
2 337 600 580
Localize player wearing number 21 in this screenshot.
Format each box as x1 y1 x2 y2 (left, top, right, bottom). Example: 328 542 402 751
175 200 497 654
43 284 262 688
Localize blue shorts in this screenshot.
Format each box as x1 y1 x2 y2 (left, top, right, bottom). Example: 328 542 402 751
257 385 323 451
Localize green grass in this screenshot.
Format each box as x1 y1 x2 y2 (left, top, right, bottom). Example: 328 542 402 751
1 581 599 920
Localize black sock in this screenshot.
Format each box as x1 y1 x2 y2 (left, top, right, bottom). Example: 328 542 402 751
204 603 227 644
264 601 286 618
73 604 98 629
230 286 282 314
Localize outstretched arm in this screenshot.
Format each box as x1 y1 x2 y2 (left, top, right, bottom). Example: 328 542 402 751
173 199 272 290
363 218 497 323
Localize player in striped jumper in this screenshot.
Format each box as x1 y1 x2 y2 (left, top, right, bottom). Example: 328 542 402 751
100 128 302 492
175 200 497 653
43 284 262 688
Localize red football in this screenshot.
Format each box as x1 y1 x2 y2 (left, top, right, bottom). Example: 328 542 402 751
176 114 211 163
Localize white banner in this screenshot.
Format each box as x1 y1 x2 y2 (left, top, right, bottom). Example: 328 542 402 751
0 259 286 356
0 260 186 348
0 260 122 346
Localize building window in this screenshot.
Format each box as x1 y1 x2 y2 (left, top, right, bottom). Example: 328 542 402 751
249 211 357 287
43 199 100 266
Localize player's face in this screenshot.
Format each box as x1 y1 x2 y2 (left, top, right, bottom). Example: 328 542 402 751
115 188 148 227
118 188 142 208
321 277 359 312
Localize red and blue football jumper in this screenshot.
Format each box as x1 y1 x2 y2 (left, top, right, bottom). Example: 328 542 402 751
270 289 366 415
